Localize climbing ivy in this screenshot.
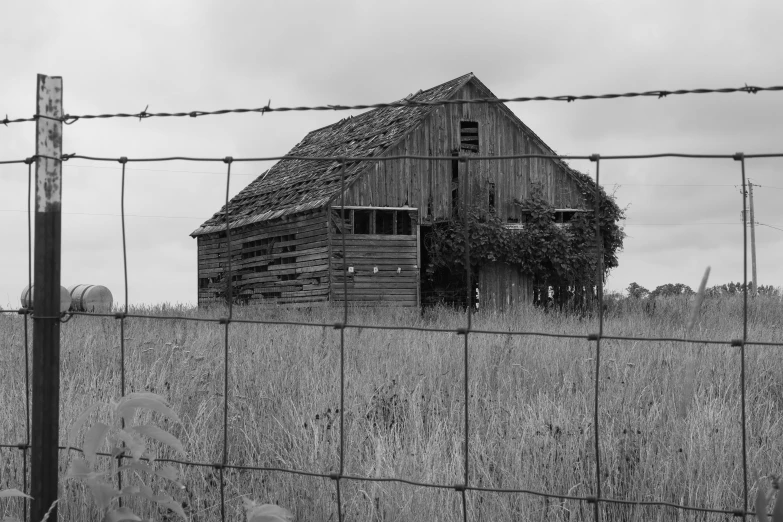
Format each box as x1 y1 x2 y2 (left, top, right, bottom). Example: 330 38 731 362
425 183 625 295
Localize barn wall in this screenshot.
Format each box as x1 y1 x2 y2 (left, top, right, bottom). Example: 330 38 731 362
329 208 419 307
196 209 330 306
340 79 588 222
478 262 532 310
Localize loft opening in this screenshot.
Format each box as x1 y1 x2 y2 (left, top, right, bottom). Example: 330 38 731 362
460 121 479 153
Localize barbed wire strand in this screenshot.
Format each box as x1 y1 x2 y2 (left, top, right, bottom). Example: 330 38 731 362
3 150 782 520
13 152 783 164
2 84 782 127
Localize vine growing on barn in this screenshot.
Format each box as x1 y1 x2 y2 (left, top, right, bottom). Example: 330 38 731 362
425 181 625 300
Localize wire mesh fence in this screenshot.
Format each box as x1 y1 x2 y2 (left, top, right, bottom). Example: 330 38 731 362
2 81 783 521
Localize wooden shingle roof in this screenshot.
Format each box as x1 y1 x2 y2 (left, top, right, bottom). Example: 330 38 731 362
191 73 474 237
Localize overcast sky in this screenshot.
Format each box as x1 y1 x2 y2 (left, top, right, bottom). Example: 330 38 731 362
2 0 782 307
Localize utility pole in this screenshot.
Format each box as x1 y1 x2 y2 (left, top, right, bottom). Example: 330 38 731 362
748 181 758 295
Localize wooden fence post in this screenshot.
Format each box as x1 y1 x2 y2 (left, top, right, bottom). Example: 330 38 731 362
31 73 63 522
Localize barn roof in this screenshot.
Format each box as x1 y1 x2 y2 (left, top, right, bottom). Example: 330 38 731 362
190 73 587 237
190 73 474 236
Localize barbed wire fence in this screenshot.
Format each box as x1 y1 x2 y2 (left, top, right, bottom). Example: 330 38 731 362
2 76 783 521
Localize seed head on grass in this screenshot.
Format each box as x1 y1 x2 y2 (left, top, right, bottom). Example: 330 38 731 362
685 266 711 333
40 500 59 522
677 266 710 419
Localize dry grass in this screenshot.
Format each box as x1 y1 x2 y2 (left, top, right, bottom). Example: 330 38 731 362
2 296 783 521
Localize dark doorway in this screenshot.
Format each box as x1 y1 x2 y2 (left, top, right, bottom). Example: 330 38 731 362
419 223 475 308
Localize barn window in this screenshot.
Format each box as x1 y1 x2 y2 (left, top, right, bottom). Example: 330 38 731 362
518 209 587 224
347 209 414 235
199 278 210 289
488 182 496 212
375 210 394 234
354 210 372 234
397 212 413 235
460 121 479 153
559 210 582 223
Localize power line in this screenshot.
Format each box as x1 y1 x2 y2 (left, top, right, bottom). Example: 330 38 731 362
2 83 782 126
0 209 201 220
624 222 741 226
758 222 783 233
608 183 737 187
61 164 260 177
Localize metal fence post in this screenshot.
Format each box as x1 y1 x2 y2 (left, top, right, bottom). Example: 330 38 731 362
31 73 63 522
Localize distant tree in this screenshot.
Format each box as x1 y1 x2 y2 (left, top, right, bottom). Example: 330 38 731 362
626 282 649 299
650 283 693 298
707 282 781 297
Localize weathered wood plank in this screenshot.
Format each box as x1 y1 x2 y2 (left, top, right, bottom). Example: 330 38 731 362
336 285 417 293
331 234 417 242
333 294 417 302
332 249 417 258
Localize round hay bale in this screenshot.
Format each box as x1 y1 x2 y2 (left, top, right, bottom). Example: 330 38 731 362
67 284 113 312
20 284 72 313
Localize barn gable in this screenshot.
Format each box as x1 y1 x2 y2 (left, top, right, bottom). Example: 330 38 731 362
338 75 591 221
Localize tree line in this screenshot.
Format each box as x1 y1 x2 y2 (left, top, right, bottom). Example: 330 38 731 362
626 281 781 298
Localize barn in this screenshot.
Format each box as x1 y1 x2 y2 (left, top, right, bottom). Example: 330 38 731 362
190 73 594 308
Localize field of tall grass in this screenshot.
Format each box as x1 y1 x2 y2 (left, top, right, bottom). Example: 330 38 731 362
2 295 783 521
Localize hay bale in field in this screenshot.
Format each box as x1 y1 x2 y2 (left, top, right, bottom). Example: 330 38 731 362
20 284 71 313
68 284 113 312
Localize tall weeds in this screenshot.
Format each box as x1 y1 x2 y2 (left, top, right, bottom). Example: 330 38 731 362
1 295 782 521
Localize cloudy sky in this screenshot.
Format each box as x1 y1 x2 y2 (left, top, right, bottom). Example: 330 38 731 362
2 0 782 307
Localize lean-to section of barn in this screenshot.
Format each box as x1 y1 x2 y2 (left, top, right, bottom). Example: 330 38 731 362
196 209 330 306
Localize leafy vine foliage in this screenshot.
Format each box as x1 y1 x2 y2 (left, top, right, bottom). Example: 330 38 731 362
425 182 625 304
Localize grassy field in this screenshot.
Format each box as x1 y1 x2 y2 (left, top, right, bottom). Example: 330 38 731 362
2 295 783 521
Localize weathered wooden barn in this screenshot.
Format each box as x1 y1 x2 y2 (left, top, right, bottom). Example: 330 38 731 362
191 73 592 308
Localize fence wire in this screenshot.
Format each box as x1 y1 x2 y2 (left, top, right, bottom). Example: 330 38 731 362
2 83 783 126
1 151 782 520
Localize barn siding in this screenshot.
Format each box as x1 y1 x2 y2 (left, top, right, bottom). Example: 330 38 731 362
328 209 419 307
478 262 532 310
330 235 418 307
196 209 330 306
